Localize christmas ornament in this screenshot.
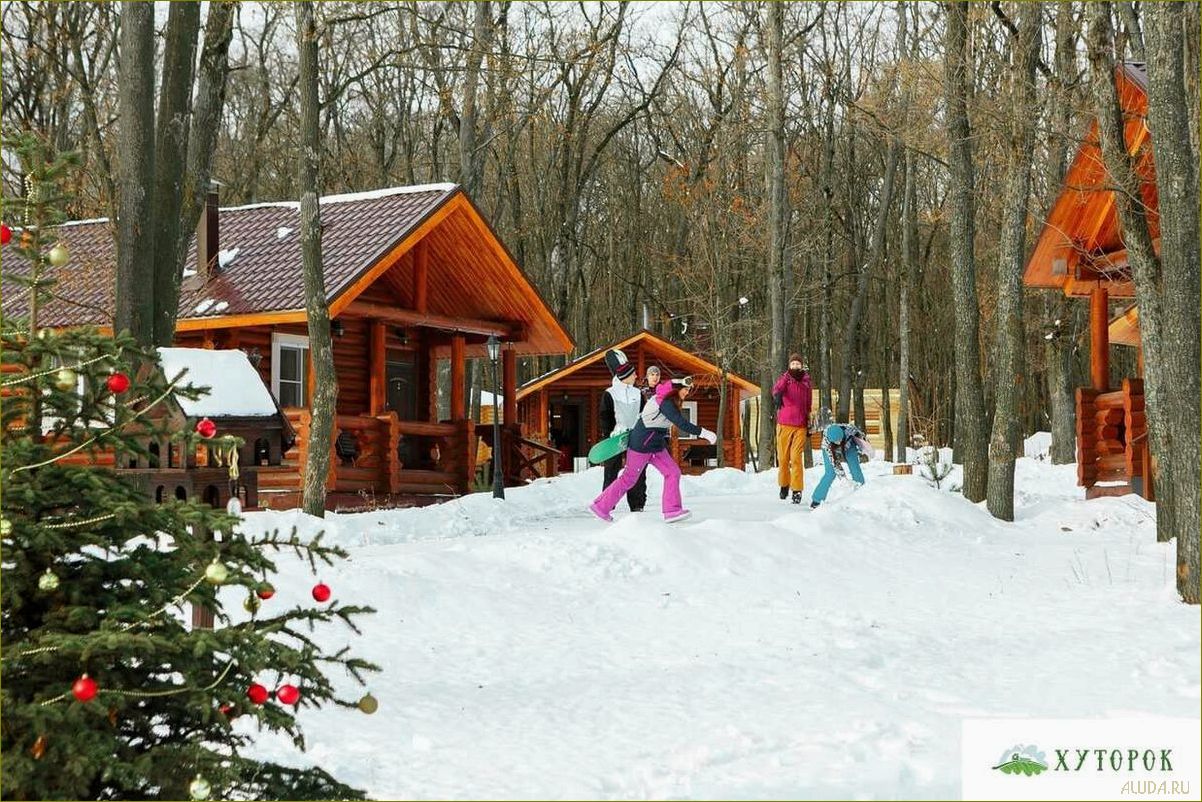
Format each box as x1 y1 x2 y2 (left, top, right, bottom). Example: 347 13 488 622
106 372 130 394
204 560 228 585
358 693 379 714
256 582 275 600
196 417 217 438
54 367 77 391
30 734 47 760
0 223 11 245
20 229 33 249
47 241 70 266
275 683 300 705
311 582 331 603
225 496 242 517
37 568 60 592
246 683 268 705
243 594 261 613
188 774 212 801
219 702 237 718
71 674 98 703
0 518 11 537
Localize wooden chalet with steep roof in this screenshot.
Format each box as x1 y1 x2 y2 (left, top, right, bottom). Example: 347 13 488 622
1023 62 1154 500
1 183 574 508
515 330 759 473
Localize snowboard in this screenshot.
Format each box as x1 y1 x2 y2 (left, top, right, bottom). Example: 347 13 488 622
588 430 630 464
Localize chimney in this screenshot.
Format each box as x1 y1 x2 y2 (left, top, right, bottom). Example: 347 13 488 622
196 181 220 279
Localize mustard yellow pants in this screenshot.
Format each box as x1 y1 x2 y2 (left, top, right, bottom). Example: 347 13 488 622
776 424 807 492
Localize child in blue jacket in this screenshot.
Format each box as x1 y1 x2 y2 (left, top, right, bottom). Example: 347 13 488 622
810 423 869 508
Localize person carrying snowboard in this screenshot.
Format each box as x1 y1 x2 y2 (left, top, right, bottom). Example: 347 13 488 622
809 422 871 509
771 353 813 504
598 348 647 511
590 377 716 524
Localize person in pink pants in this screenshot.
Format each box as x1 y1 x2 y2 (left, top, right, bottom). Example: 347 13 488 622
589 378 717 524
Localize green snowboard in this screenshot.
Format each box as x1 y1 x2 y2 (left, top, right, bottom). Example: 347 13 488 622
588 431 630 464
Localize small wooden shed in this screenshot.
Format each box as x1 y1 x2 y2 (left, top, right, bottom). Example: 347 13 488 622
1023 61 1153 500
515 330 760 473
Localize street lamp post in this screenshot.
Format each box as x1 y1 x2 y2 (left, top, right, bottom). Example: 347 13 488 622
486 335 505 499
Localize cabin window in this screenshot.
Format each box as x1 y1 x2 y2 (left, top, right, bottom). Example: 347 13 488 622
155 485 165 503
203 485 221 508
175 486 188 501
679 401 699 429
254 437 270 466
271 333 309 408
148 442 161 468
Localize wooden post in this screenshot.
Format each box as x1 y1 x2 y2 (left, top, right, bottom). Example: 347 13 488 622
538 390 549 440
369 320 386 414
502 347 517 425
1090 285 1109 391
306 351 316 410
637 344 645 378
414 240 429 314
451 334 465 420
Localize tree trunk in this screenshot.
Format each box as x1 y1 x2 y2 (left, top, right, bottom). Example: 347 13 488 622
114 2 156 346
943 1 989 502
986 2 1040 522
297 1 337 518
1118 2 1146 60
818 86 836 416
149 3 200 347
1045 0 1078 464
166 1 237 344
1142 1 1201 603
897 148 920 463
716 374 727 469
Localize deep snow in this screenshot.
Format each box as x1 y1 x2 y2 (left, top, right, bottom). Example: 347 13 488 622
231 450 1199 799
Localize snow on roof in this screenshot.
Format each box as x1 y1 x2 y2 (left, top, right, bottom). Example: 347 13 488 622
158 347 279 418
221 183 458 213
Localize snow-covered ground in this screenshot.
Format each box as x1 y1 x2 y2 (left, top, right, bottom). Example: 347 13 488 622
232 444 1199 800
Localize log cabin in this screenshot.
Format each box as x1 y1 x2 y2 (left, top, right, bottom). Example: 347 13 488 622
515 330 759 473
1 184 574 508
1022 62 1153 500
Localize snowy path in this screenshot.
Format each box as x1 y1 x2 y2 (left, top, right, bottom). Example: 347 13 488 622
234 453 1200 799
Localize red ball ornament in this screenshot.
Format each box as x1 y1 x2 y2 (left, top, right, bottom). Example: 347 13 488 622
311 582 331 603
1 223 11 245
219 703 237 719
106 372 130 394
72 674 98 703
246 683 269 705
275 684 300 705
196 417 217 438
256 582 276 600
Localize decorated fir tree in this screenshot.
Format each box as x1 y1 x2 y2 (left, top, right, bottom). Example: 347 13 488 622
1 135 378 800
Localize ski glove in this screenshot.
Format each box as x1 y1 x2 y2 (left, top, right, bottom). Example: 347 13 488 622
773 392 783 410
699 428 718 444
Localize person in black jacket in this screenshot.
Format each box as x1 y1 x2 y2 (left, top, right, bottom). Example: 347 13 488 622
598 349 647 511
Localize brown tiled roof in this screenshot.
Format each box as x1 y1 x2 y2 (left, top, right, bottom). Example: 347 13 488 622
1 184 456 327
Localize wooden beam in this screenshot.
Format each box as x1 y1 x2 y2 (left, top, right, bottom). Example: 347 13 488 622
1090 285 1109 392
502 347 517 425
176 310 308 331
369 320 386 414
414 239 429 314
451 334 465 420
343 300 516 338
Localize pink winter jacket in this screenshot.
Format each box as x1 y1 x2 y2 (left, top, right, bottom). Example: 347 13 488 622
771 370 812 428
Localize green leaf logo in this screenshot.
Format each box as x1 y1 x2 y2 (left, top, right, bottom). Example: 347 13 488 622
993 753 1049 776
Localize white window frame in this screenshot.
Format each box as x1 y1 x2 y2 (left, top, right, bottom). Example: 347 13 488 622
680 400 699 430
271 332 310 408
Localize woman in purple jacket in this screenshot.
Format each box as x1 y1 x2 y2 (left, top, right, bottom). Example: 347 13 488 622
771 353 813 504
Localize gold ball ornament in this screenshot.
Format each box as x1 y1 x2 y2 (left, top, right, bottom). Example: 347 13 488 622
54 367 77 391
243 594 261 613
0 518 11 537
38 569 60 592
188 774 212 801
47 242 69 267
204 561 229 585
358 693 379 714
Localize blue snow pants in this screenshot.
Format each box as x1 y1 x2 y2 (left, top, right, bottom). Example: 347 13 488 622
811 443 864 505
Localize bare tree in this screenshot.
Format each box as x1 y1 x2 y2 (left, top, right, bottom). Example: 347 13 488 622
296 0 337 517
986 1 1041 521
943 1 989 502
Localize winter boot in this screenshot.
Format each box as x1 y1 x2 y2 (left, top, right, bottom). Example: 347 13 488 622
779 486 789 500
809 500 820 510
664 510 692 524
792 491 803 505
